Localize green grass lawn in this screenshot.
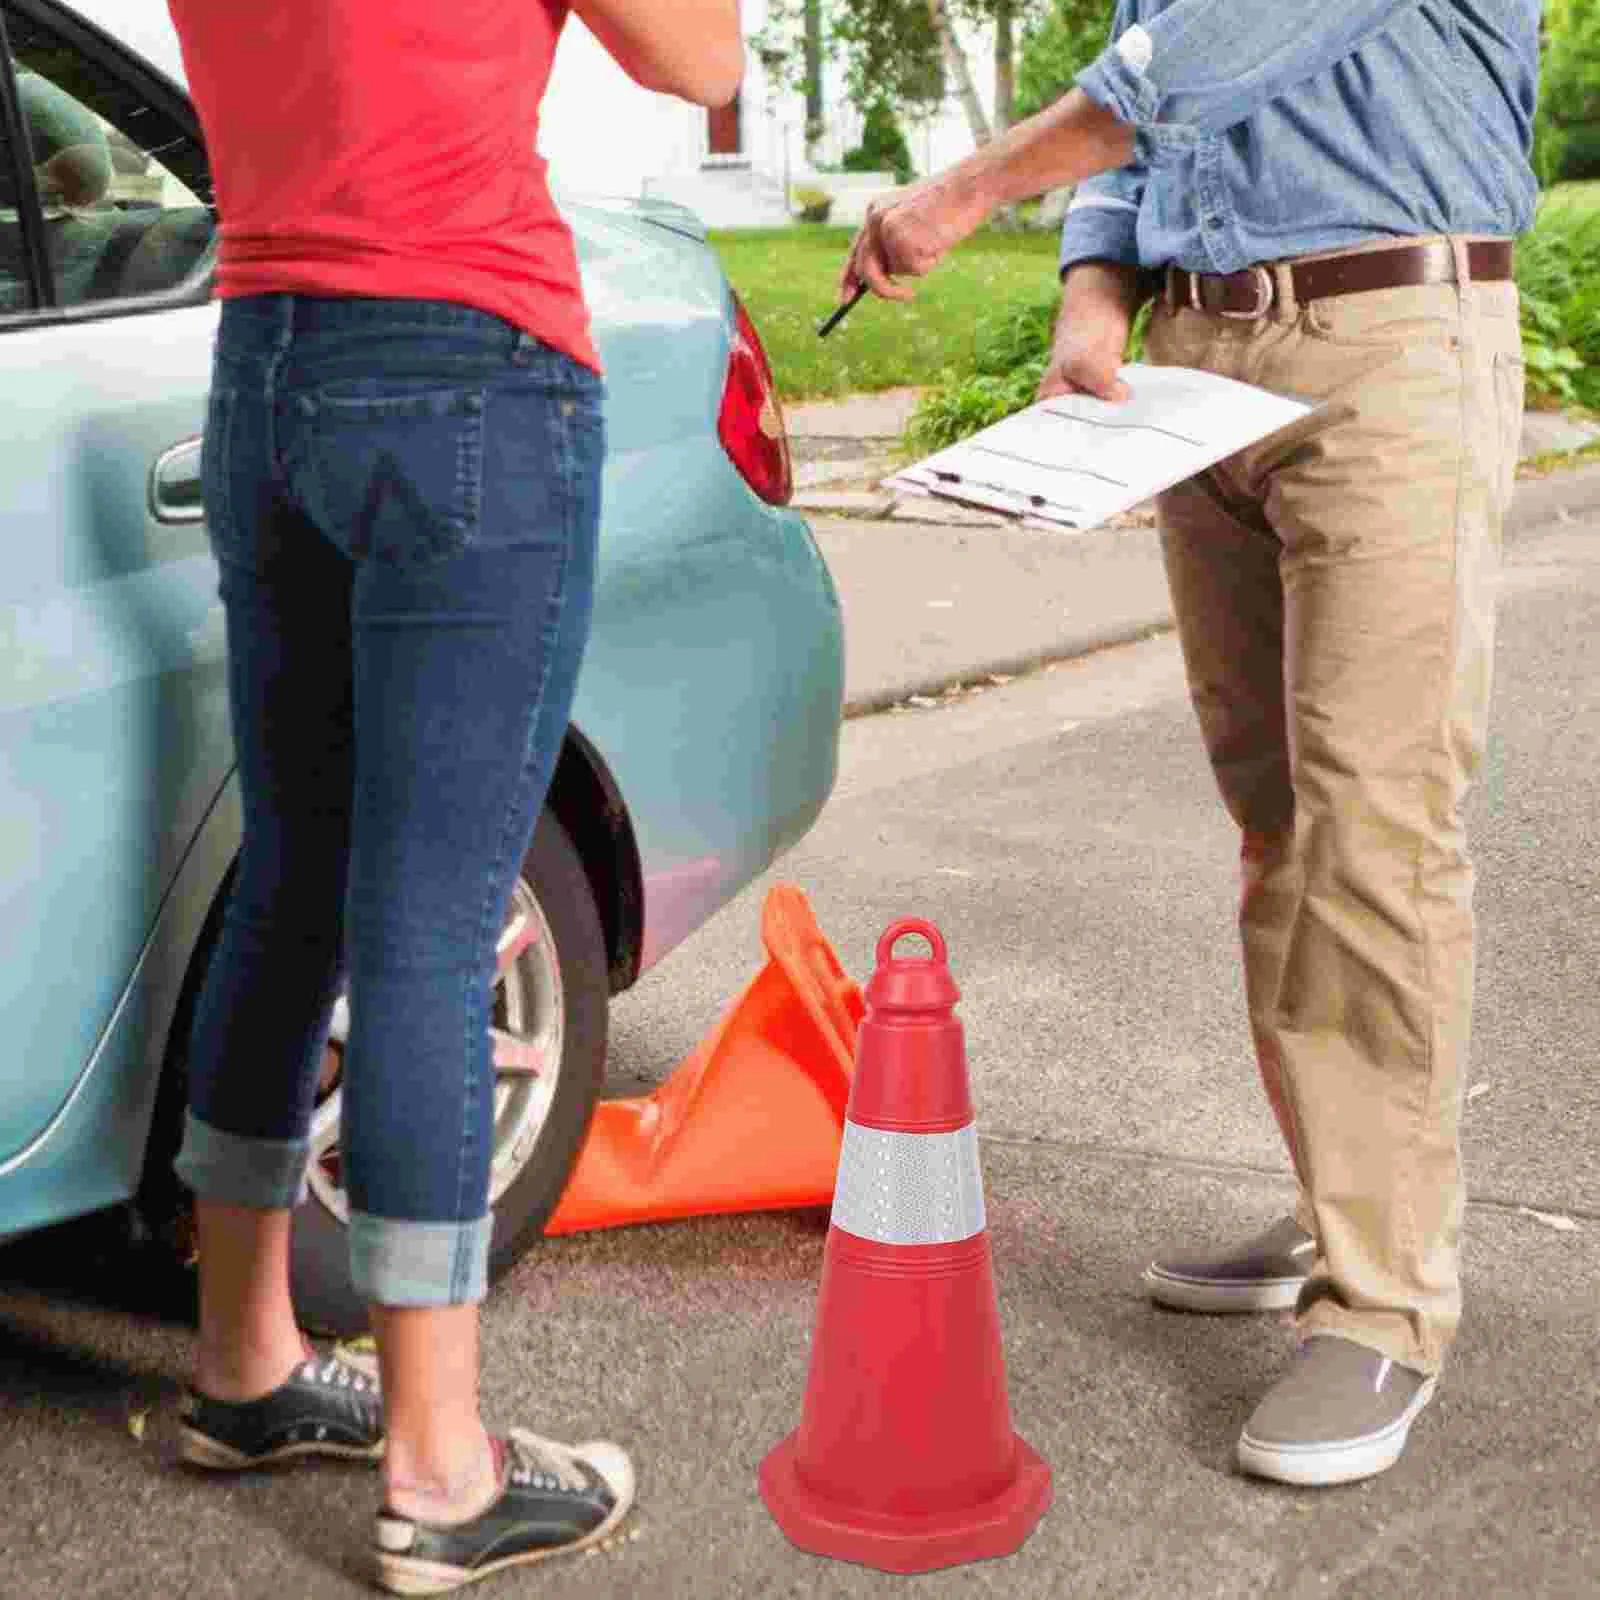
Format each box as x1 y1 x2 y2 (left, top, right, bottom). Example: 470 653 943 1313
1543 179 1600 212
709 225 1063 402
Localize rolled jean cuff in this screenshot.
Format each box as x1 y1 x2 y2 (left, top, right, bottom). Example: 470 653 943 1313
173 1111 310 1210
349 1210 492 1307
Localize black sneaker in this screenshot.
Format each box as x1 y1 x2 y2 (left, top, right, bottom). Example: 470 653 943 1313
179 1346 385 1470
373 1428 636 1595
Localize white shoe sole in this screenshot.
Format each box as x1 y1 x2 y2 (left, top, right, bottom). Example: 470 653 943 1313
179 1424 384 1470
1236 1377 1437 1486
1144 1266 1307 1314
373 1441 636 1596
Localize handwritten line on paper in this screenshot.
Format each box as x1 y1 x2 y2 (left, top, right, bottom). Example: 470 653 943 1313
1035 406 1206 448
969 445 1130 488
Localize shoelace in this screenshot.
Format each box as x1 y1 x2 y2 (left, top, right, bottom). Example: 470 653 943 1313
300 1355 375 1395
504 1429 586 1496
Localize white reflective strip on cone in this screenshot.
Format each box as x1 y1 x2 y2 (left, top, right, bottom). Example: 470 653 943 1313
829 1121 987 1246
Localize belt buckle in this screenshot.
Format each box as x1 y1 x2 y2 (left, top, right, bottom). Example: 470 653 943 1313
1218 263 1273 320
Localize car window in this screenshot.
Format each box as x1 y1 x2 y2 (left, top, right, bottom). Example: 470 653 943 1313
2 4 215 312
0 62 31 311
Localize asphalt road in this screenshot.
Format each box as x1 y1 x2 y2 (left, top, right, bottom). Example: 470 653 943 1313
2 509 1596 1599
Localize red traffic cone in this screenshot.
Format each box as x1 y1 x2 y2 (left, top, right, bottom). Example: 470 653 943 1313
758 917 1051 1573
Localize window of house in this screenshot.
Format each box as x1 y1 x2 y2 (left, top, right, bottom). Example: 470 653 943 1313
1 3 215 314
707 93 743 160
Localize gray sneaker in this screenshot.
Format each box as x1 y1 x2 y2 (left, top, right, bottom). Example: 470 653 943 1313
1237 1336 1436 1486
1144 1215 1316 1312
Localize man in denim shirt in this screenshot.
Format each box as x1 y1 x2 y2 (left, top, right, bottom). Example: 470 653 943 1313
839 0 1538 1487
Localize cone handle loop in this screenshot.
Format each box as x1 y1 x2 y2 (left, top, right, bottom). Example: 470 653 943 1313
876 918 948 969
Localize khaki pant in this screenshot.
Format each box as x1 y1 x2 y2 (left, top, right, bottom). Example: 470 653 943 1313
1145 239 1525 1373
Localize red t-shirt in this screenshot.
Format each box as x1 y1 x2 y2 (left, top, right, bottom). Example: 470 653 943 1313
165 0 600 372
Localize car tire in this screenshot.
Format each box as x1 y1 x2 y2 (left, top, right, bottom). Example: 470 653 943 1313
141 809 609 1338
290 810 609 1335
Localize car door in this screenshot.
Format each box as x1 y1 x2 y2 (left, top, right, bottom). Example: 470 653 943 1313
0 0 228 1166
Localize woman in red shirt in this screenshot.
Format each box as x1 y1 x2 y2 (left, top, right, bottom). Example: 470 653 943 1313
162 3 742 1589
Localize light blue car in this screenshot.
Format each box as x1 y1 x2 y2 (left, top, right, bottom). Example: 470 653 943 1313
0 0 843 1327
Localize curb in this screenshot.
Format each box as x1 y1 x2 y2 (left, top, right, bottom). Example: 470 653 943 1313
836 460 1600 719
842 619 1173 719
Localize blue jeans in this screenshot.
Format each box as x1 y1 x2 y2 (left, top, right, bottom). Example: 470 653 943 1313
175 295 605 1306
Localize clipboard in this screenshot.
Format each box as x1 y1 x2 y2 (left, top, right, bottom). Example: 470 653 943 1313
885 364 1323 533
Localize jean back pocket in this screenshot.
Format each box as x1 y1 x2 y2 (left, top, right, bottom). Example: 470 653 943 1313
288 383 488 568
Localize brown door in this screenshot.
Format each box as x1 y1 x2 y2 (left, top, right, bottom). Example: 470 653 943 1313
707 92 742 157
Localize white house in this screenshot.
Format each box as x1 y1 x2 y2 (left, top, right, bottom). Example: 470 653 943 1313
538 4 1003 228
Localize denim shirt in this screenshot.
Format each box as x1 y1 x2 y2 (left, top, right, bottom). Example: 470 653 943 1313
1059 0 1540 278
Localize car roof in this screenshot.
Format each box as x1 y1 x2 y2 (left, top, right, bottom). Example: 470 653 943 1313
59 0 188 89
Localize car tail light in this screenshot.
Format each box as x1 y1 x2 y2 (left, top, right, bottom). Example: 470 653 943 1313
719 292 793 506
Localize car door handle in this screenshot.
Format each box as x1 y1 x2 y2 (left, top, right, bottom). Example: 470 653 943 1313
148 435 205 525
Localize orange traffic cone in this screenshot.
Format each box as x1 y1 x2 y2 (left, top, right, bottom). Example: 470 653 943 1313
545 884 863 1235
759 917 1052 1572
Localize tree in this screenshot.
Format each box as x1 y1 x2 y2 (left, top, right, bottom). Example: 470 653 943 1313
751 0 842 153
1538 0 1600 181
758 0 1050 163
926 0 992 144
1013 0 1112 123
843 100 917 184
803 0 825 154
830 1 948 124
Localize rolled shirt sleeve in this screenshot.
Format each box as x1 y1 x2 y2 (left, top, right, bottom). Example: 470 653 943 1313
1059 0 1147 275
1059 167 1145 275
1077 0 1423 159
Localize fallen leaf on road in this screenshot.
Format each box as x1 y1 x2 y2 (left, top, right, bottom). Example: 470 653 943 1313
128 1409 149 1442
1519 1206 1580 1233
1466 1082 1490 1103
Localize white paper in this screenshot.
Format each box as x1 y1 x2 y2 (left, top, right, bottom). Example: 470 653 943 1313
884 364 1320 533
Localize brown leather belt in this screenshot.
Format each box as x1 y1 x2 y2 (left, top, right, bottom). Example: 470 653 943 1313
1165 238 1514 320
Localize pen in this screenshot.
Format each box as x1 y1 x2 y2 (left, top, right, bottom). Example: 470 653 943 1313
817 283 868 339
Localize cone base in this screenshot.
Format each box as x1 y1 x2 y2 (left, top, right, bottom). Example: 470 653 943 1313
758 1431 1053 1574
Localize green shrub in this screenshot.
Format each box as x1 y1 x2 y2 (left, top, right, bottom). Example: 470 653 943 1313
1516 194 1600 410
1015 1 1111 123
842 101 915 187
790 185 833 224
1557 123 1600 182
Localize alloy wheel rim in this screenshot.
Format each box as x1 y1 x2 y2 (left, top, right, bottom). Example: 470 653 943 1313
305 878 565 1225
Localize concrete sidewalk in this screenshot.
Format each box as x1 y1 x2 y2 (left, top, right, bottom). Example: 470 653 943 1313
787 392 1600 714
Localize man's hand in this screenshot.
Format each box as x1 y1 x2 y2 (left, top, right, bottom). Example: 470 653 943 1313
834 86 1133 310
1037 262 1145 404
839 174 991 305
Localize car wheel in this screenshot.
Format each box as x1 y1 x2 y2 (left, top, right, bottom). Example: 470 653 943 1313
288 810 609 1335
